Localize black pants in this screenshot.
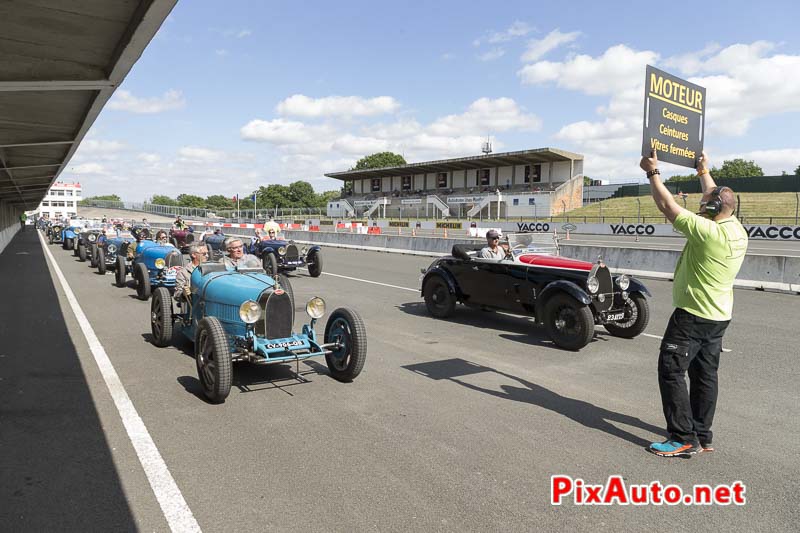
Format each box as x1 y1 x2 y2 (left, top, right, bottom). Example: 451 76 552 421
658 308 730 446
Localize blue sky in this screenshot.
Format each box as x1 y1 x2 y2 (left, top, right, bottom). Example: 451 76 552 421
65 0 800 201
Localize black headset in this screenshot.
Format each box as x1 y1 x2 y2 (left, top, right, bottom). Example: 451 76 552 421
702 186 728 217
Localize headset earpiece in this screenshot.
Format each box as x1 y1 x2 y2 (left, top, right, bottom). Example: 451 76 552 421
703 186 726 216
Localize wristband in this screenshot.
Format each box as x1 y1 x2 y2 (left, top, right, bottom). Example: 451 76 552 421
697 168 709 176
646 169 660 178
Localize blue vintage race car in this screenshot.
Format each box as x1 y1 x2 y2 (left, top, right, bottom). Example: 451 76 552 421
48 223 64 244
113 241 183 300
62 220 89 250
249 238 323 277
149 264 366 403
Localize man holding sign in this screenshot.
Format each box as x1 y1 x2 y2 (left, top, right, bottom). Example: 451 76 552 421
639 148 748 458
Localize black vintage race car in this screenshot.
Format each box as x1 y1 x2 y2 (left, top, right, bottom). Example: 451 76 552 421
249 238 322 278
419 233 651 351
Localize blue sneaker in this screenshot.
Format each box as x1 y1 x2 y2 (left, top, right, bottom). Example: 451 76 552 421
648 440 700 457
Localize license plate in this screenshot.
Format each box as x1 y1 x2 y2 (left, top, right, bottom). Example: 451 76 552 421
606 311 625 322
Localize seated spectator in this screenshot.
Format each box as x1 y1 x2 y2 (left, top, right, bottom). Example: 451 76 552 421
155 230 171 245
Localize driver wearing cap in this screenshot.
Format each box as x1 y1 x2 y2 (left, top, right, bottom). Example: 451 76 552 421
480 229 510 260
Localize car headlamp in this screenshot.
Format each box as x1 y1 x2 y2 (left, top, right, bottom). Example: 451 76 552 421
616 274 630 291
88 234 97 242
277 246 286 256
155 258 166 269
239 300 262 323
306 297 326 319
586 276 600 294
107 244 117 253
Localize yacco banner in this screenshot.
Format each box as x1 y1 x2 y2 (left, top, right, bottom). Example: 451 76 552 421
496 221 800 240
642 65 706 168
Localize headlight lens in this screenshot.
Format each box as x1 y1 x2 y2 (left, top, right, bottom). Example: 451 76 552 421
107 244 117 253
616 274 630 291
586 276 600 294
88 234 97 241
239 300 262 323
155 258 166 269
306 297 326 319
277 246 286 256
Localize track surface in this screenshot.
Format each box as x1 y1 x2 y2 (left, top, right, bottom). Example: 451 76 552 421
3 231 799 531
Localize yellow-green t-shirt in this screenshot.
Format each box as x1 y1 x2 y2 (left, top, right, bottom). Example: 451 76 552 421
672 211 748 321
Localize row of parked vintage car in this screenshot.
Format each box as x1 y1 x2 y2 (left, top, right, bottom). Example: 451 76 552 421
42 219 363 404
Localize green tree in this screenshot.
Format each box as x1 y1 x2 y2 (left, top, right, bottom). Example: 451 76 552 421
288 181 317 207
205 194 234 210
795 165 800 176
79 194 121 206
665 172 697 182
256 184 292 208
318 190 341 205
176 194 206 208
352 151 406 170
150 194 177 206
711 158 764 179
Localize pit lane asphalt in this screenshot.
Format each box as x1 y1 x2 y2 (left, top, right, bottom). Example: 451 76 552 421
17 235 800 531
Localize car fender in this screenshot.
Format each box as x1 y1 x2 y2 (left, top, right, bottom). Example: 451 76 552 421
421 266 459 297
626 277 651 297
306 245 321 255
536 280 592 318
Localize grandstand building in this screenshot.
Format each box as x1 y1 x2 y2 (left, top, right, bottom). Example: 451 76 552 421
33 181 82 220
325 147 584 219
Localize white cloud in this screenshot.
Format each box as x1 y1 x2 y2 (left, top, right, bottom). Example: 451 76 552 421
137 152 161 163
331 134 390 155
107 89 186 113
429 97 541 136
177 146 226 162
70 162 108 175
236 29 252 38
475 21 533 47
518 44 658 94
240 118 335 146
477 48 505 62
276 94 400 118
521 29 581 62
76 139 126 157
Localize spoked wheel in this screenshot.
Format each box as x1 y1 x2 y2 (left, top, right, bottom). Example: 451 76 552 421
307 250 323 277
603 293 650 339
544 293 595 351
423 276 456 318
324 308 367 382
150 287 174 347
263 253 278 277
135 262 151 301
195 317 232 403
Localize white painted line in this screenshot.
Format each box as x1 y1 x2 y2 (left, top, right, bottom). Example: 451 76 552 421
301 268 418 292
38 232 201 533
643 332 732 352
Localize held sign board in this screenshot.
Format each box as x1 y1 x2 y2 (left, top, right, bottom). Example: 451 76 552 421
642 65 706 168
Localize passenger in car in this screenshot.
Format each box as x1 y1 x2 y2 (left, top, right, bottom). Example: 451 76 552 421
219 237 261 270
175 243 208 302
480 229 510 260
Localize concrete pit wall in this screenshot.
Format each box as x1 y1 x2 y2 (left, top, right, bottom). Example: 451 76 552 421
0 200 20 256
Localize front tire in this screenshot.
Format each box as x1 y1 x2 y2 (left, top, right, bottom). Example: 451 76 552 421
63 237 73 250
97 249 106 275
195 317 232 403
115 255 127 287
73 241 81 257
78 244 87 262
307 249 323 277
603 293 650 339
89 245 97 267
543 293 595 351
135 262 151 301
263 253 278 277
423 276 456 318
150 287 174 347
324 308 367 382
